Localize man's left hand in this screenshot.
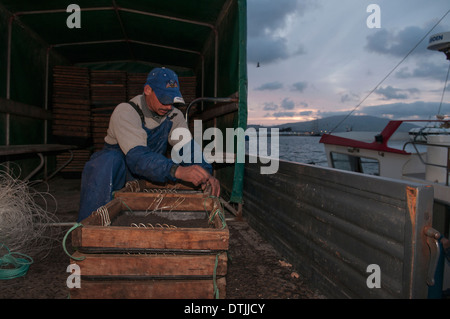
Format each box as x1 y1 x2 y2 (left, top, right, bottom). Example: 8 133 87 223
202 176 220 197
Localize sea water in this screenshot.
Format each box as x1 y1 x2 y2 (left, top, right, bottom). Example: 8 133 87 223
245 135 327 167
277 136 327 166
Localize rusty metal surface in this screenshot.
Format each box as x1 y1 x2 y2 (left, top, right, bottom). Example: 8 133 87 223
243 159 434 298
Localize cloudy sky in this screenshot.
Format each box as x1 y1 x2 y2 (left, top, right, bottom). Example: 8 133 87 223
246 0 450 126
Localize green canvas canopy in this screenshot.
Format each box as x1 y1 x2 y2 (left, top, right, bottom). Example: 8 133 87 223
0 0 248 203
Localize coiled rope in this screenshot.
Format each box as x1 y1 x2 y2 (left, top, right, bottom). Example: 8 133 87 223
62 223 85 261
0 163 60 260
0 243 33 280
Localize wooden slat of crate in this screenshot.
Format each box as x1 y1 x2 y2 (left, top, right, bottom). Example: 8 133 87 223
53 113 91 122
72 225 228 251
116 180 203 194
113 192 216 212
53 119 91 127
91 114 110 130
69 277 226 299
73 196 228 251
54 65 89 73
52 125 90 133
52 97 90 105
143 180 200 190
70 251 227 277
57 151 90 162
92 135 106 151
52 124 91 136
52 103 91 112
91 115 110 127
52 131 91 139
92 139 106 151
90 70 127 80
52 127 90 136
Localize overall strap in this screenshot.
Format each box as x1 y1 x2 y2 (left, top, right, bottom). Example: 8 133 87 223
128 101 145 126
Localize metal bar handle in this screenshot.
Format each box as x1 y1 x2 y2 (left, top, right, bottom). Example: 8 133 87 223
424 226 442 286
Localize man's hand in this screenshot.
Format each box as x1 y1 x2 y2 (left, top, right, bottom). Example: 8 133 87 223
201 175 221 198
174 165 220 197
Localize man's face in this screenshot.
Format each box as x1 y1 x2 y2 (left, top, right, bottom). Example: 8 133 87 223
144 85 173 116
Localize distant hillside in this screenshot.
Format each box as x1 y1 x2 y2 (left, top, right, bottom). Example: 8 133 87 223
250 115 418 133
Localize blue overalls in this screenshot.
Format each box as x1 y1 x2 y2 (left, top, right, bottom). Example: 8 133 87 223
77 102 211 222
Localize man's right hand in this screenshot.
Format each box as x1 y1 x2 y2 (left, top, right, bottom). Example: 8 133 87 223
174 165 220 197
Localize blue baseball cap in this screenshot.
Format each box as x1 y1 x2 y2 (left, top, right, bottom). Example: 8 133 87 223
145 67 185 105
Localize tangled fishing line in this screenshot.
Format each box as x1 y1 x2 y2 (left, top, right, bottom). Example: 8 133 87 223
0 163 60 262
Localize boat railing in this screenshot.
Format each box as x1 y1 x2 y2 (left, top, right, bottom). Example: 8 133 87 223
403 139 450 186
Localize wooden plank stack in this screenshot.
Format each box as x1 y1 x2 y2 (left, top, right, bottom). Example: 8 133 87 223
90 70 127 107
69 181 228 299
56 149 91 174
90 70 127 152
51 66 91 141
52 66 92 174
126 73 147 100
179 76 197 105
90 111 109 152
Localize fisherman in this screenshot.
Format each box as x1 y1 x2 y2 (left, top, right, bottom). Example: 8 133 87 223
77 67 219 221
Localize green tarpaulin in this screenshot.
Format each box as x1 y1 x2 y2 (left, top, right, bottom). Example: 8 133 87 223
0 0 247 203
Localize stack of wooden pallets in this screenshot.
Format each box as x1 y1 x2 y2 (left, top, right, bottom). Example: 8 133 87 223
90 70 127 107
56 149 91 174
178 76 197 105
51 66 91 141
90 112 110 152
69 181 228 299
177 76 197 116
126 73 147 100
90 70 127 152
52 66 92 174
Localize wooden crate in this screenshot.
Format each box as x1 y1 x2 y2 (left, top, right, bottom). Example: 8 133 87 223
69 252 227 299
69 278 226 299
70 182 228 299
